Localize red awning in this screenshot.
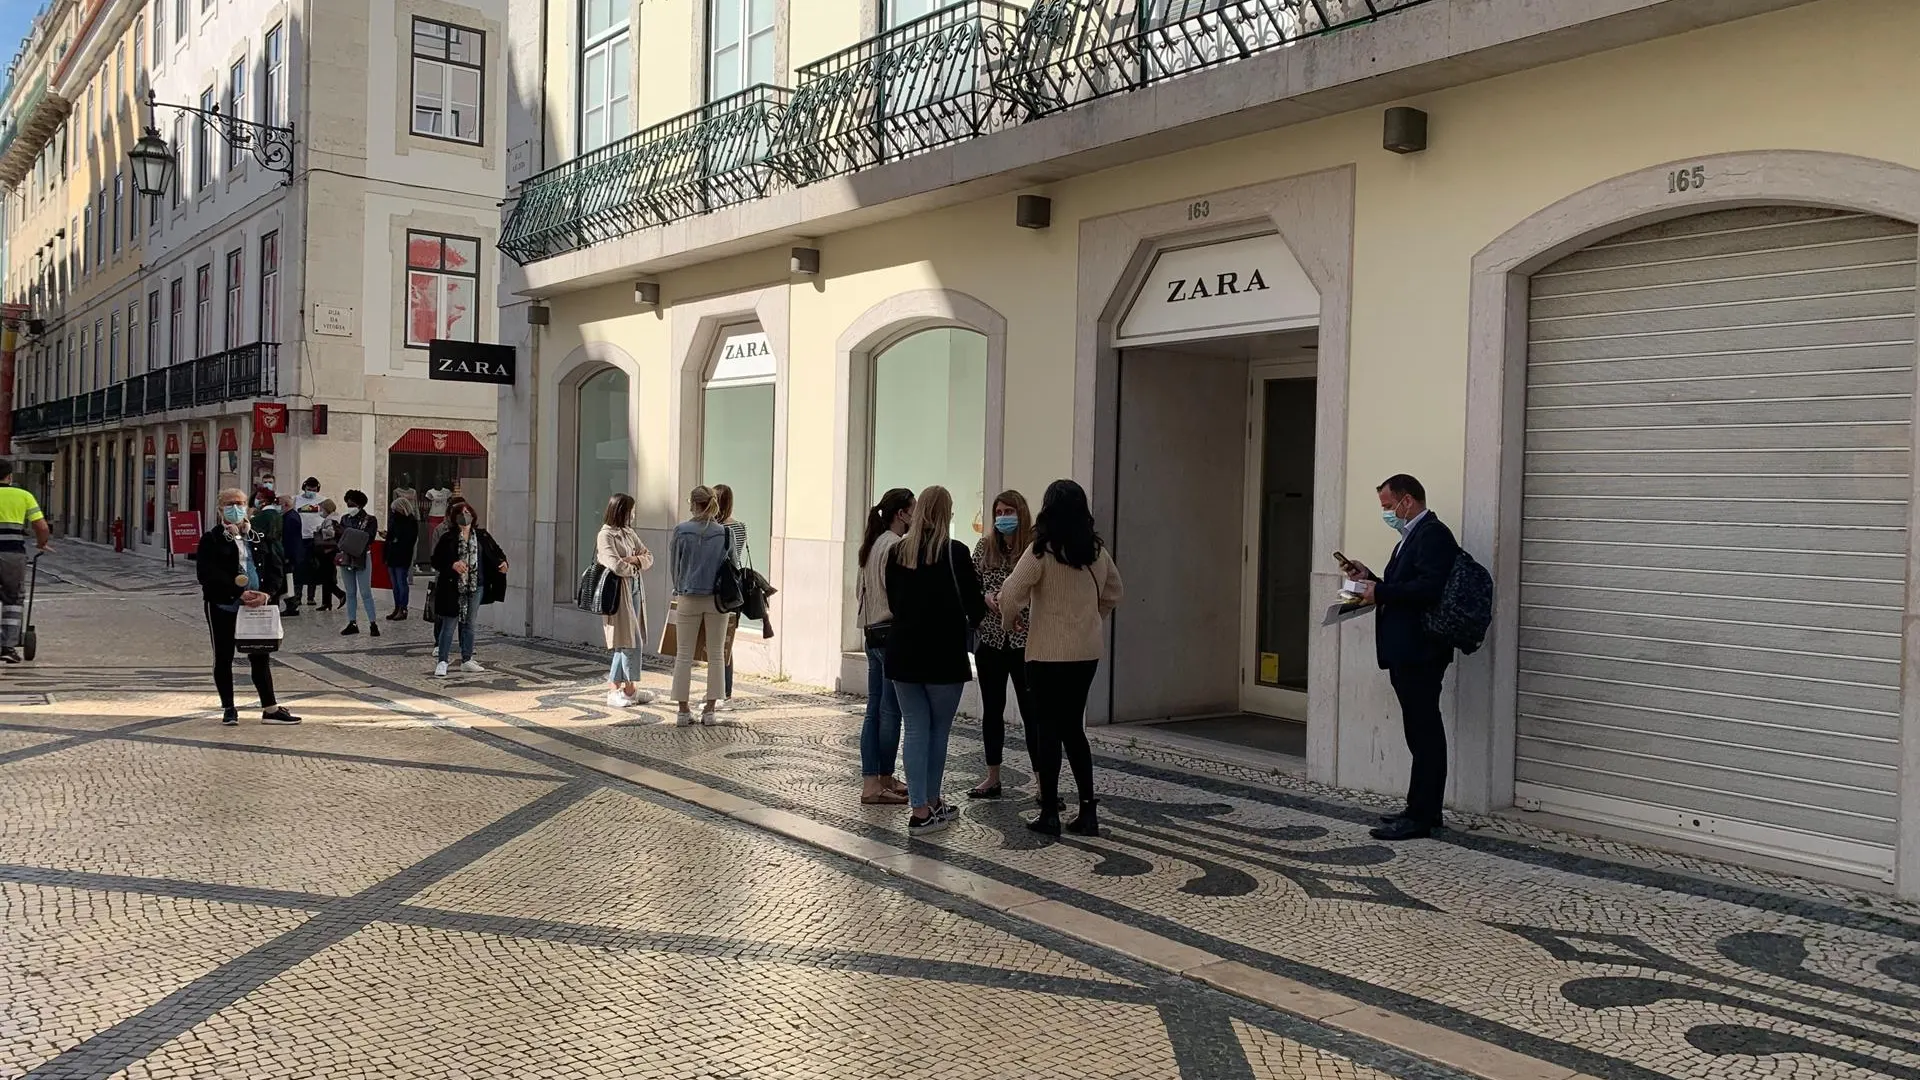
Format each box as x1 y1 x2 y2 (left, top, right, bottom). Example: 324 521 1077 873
390 428 488 456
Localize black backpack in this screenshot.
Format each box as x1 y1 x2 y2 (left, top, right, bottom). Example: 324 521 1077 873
1424 550 1493 655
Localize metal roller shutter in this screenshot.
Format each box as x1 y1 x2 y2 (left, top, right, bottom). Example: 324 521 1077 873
1518 206 1917 880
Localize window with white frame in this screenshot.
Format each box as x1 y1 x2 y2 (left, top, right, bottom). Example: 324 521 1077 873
146 290 159 373
579 0 631 152
78 328 88 391
173 0 185 41
194 264 211 357
194 87 213 190
128 302 139 374
224 249 243 348
263 24 284 127
404 231 479 347
170 114 185 206
153 0 164 63
411 18 484 144
168 279 183 364
227 60 246 169
92 319 102 388
259 232 279 342
112 171 122 253
115 43 125 103
134 16 145 84
95 189 106 265
883 0 939 26
707 0 774 100
109 312 121 383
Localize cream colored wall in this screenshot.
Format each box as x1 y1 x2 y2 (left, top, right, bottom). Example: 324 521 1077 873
536 0 1920 618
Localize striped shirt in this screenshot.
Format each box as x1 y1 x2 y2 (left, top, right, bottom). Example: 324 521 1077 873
723 520 749 567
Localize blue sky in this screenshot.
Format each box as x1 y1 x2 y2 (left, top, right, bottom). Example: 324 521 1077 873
0 0 45 99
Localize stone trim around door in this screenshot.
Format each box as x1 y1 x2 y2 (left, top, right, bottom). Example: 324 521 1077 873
1459 149 1920 899
539 339 644 644
1072 167 1356 793
832 289 1010 655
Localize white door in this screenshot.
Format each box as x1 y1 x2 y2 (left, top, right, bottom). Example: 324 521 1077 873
1518 205 1917 881
1240 360 1316 719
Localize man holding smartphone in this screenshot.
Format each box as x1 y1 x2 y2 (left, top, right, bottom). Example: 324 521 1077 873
1342 474 1460 840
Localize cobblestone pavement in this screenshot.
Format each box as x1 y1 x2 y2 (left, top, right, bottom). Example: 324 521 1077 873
2 547 1487 1080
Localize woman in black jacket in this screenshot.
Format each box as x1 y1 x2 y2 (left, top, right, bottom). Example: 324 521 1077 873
197 487 301 727
429 497 507 678
383 493 420 621
882 484 987 836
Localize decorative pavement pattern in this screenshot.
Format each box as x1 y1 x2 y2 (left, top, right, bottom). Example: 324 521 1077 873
5 544 1917 1079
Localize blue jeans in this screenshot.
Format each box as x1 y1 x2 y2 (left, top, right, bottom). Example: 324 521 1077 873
894 680 963 810
609 648 637 684
861 644 902 777
435 615 475 663
389 565 410 614
341 565 377 624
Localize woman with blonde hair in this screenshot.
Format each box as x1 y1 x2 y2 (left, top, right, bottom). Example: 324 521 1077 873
597 492 655 708
969 489 1035 799
668 485 733 726
883 484 987 835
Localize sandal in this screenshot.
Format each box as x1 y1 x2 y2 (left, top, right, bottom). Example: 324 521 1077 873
968 783 1002 800
861 789 909 805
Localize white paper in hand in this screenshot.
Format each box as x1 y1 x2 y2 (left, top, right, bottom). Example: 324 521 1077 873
235 605 284 651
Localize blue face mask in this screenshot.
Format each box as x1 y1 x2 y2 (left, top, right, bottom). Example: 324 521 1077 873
222 505 248 525
1381 509 1404 533
994 515 1018 535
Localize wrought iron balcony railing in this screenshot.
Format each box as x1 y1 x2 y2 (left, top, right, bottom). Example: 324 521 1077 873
770 1 1026 185
499 0 1429 265
500 85 790 264
5 342 281 440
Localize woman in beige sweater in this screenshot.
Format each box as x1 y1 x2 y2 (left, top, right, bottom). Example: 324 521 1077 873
997 479 1124 837
596 493 655 708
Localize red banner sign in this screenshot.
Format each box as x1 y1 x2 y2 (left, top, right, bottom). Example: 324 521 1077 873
168 511 202 555
218 427 238 452
190 430 206 453
165 433 180 455
253 402 288 434
252 426 274 450
143 436 156 456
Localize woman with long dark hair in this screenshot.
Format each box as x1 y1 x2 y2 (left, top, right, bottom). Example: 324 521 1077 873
429 498 508 677
597 492 655 707
883 485 987 835
856 487 914 804
968 489 1035 799
997 479 1124 837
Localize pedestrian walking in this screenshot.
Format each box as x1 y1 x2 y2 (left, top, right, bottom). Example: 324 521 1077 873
335 490 381 638
429 499 507 678
969 489 1036 799
1344 474 1460 841
883 484 987 836
997 479 1124 837
668 485 733 726
597 493 656 708
197 487 300 726
278 494 303 617
383 494 420 621
712 483 750 709
304 499 346 610
856 487 914 805
0 458 52 664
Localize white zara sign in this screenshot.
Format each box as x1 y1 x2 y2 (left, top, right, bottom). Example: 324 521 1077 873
707 329 776 388
1116 232 1319 346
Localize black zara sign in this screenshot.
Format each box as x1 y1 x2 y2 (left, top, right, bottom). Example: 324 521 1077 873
721 336 771 363
1165 268 1270 304
429 339 517 385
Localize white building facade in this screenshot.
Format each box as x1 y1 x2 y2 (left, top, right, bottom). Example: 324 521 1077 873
5 0 507 549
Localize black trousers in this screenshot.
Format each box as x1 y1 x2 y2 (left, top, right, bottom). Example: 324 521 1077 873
974 643 1035 769
1025 659 1100 806
1388 661 1450 824
206 603 278 711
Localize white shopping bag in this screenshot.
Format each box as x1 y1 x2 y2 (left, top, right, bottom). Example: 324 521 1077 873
234 604 284 653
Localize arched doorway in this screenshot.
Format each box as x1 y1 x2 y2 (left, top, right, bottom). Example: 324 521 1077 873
573 366 631 584
867 327 989 543
1514 205 1916 881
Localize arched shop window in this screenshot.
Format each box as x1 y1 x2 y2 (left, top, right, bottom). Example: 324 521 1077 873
869 327 987 541
575 366 631 580
702 327 775 623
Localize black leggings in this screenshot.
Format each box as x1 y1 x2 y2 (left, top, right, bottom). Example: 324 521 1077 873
206 604 278 710
1025 659 1099 805
974 643 1035 769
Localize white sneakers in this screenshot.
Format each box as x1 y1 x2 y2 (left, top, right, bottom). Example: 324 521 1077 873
630 688 656 705
675 711 696 727
433 659 484 678
461 660 485 673
606 687 659 708
434 661 449 678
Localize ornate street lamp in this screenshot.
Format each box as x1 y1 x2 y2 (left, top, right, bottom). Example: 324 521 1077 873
126 89 296 199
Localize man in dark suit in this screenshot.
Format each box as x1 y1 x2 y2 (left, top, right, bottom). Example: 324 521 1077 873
1349 474 1460 840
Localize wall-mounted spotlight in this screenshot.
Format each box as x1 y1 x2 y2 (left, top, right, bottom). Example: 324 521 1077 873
1016 194 1052 230
1383 107 1428 155
790 246 821 276
634 281 660 306
526 304 551 326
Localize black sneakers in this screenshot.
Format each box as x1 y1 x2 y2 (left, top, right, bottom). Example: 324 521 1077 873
222 708 240 726
908 803 959 836
340 623 359 636
261 708 302 725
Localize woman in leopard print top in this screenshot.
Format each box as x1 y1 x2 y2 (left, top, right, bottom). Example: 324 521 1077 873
969 490 1035 800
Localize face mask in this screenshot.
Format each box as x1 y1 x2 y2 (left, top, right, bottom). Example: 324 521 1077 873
1381 509 1404 533
994 515 1019 535
263 482 274 492
455 514 472 527
222 505 248 525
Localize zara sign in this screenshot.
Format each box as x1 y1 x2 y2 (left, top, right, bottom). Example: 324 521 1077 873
428 339 517 385
1116 232 1320 347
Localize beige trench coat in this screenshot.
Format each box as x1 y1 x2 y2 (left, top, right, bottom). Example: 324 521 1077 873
595 526 652 650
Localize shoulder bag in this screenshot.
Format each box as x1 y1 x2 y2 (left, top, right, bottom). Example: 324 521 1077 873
711 525 745 613
945 542 981 653
574 563 621 616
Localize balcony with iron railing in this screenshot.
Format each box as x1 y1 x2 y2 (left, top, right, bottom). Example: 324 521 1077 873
8 342 280 440
499 0 1431 266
